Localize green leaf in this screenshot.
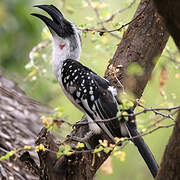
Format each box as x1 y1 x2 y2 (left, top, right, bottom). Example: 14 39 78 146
0 150 16 161
104 147 112 154
64 145 71 152
57 152 63 158
75 142 85 148
58 145 65 152
116 111 121 117
93 146 104 153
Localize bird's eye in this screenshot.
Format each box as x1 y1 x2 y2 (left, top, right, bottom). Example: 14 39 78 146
59 44 66 50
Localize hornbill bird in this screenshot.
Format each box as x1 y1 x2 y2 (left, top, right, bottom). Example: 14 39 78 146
31 5 159 178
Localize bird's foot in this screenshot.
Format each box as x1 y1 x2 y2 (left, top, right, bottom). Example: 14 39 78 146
67 130 94 149
72 118 88 128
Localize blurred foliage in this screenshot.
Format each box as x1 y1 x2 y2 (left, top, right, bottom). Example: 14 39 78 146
0 0 42 73
0 0 180 180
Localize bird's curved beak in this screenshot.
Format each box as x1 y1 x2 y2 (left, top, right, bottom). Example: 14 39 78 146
31 4 73 38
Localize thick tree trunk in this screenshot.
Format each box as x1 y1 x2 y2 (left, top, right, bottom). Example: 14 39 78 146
105 0 169 98
152 1 180 180
155 111 180 180
0 73 49 180
153 0 180 49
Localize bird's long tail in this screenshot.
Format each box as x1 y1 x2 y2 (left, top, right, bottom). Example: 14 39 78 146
127 123 159 178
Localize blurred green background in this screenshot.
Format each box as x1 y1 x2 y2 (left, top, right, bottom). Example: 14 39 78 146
0 0 180 179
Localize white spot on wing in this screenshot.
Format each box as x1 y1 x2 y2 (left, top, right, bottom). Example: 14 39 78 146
76 91 80 97
69 86 76 94
108 86 117 96
66 75 70 80
91 95 94 101
89 90 93 95
92 105 96 110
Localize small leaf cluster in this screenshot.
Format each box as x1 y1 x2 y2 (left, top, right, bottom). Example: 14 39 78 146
35 144 45 152
93 139 126 162
93 140 114 154
0 150 16 161
41 106 65 131
117 99 134 120
57 142 85 158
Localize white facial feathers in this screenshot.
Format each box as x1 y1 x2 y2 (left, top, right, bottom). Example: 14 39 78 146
51 24 82 74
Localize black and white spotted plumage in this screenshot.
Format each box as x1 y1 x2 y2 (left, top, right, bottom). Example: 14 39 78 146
58 59 121 140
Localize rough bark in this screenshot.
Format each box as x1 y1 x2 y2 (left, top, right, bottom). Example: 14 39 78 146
153 0 180 49
32 0 169 179
152 1 180 180
105 0 169 98
0 73 50 180
155 111 180 180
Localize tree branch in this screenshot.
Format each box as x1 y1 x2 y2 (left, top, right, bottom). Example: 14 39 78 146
151 1 180 179
155 111 180 180
105 0 169 98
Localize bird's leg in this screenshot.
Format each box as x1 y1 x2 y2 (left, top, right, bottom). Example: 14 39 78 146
72 116 88 128
67 130 94 149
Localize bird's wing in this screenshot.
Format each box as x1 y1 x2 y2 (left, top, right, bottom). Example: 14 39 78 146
61 59 121 139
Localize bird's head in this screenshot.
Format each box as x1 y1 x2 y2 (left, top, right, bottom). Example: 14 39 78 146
31 5 81 73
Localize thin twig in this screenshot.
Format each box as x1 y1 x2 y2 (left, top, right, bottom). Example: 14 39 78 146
97 0 137 24
72 105 180 126
87 0 101 21
82 0 150 35
29 40 51 68
136 124 174 139
86 0 122 39
135 100 178 120
143 109 179 130
41 123 175 154
119 124 174 143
